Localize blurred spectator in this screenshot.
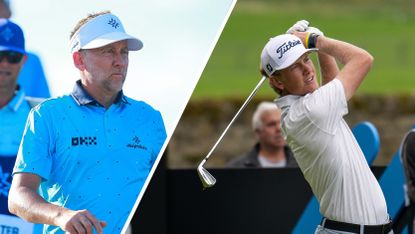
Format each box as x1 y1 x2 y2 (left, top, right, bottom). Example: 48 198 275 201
227 102 297 168
1 0 50 98
0 1 48 233
0 18 41 234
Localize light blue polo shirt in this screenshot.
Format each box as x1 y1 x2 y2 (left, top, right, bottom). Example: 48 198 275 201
0 88 39 233
13 80 167 233
0 88 30 156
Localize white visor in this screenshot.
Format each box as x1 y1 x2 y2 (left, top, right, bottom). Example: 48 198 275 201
70 13 143 53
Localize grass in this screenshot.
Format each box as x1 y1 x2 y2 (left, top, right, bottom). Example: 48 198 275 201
190 0 415 100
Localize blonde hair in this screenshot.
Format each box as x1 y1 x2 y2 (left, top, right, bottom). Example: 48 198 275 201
260 67 283 95
69 10 111 40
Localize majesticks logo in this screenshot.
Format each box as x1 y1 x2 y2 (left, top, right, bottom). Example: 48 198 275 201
127 136 147 150
276 40 301 59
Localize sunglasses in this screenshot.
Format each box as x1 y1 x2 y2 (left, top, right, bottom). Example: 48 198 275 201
0 51 24 64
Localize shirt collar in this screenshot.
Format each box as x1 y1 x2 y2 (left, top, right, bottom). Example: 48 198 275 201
71 80 129 106
7 86 25 112
274 94 301 110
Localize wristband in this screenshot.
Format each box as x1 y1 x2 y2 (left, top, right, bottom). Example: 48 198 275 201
306 33 319 49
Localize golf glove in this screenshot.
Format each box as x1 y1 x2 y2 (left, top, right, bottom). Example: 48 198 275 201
307 26 324 36
286 20 309 34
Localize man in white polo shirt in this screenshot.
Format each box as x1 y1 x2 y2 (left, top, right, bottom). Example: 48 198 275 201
260 20 392 233
8 11 167 234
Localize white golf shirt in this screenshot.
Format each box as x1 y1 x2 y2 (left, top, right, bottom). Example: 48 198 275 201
275 79 388 225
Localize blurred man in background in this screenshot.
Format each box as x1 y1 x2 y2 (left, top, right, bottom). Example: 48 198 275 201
0 1 48 233
227 101 296 168
0 18 41 234
1 0 50 98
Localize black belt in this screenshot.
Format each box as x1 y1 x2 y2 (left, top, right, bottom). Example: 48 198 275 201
320 218 392 234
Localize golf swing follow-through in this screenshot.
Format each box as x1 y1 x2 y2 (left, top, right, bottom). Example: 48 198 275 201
196 21 320 189
198 19 394 234
196 20 320 189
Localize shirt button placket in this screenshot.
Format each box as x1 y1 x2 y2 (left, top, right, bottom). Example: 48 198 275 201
104 111 112 149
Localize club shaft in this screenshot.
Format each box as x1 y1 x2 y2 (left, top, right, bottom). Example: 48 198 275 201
200 76 267 165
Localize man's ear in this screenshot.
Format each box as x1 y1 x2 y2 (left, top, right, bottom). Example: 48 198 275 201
73 51 86 71
269 76 284 90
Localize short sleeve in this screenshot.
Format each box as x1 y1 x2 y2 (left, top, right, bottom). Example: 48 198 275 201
13 105 53 180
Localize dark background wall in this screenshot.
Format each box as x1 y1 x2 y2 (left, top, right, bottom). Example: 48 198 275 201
131 158 387 234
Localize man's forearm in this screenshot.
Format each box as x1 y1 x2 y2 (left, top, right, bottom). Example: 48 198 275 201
9 173 105 233
9 185 69 226
315 35 373 100
316 36 370 66
317 51 339 85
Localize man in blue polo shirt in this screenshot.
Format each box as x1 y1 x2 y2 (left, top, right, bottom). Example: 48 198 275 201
8 11 167 234
0 18 41 233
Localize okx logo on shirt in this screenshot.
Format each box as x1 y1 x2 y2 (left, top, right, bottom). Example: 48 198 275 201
71 136 97 146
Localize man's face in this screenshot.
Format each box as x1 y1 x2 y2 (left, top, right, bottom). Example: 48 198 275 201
269 53 319 96
0 51 25 91
256 109 286 149
80 40 129 93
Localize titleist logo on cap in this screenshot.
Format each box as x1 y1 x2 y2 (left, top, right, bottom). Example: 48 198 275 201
276 40 301 59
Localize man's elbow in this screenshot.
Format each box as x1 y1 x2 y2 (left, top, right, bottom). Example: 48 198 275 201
8 190 19 216
361 51 374 71
8 187 28 220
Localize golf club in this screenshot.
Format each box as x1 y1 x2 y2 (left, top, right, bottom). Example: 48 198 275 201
197 76 267 189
